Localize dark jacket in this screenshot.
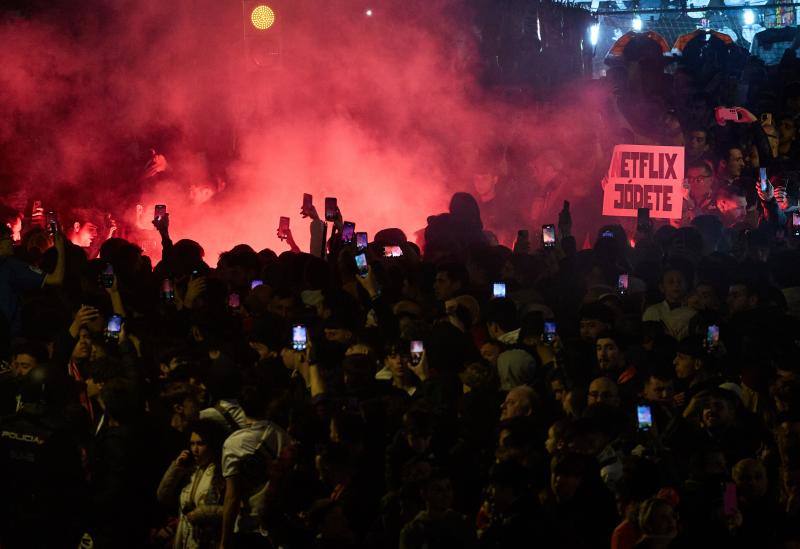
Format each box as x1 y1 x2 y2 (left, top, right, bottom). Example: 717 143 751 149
89 423 154 548
0 404 86 549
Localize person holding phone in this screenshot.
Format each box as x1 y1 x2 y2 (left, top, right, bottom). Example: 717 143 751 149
158 419 227 549
277 217 301 253
374 341 419 397
0 224 66 336
754 171 788 227
667 388 764 470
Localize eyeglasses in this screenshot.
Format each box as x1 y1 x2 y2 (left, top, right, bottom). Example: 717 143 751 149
688 175 711 182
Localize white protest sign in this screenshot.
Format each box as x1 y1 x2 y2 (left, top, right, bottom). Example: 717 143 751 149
602 144 684 220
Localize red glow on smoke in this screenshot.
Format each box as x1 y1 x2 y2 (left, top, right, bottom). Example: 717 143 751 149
0 0 609 263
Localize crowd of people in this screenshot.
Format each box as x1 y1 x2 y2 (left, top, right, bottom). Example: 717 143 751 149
6 22 800 549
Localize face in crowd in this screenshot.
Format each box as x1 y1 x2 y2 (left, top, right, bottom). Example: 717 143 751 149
686 130 708 158
596 337 623 373
722 148 745 179
642 376 674 404
686 165 713 202
587 377 620 407
661 270 687 306
716 193 748 224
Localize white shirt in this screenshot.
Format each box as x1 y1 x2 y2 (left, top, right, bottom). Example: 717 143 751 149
642 301 697 341
221 420 290 478
199 399 248 433
221 419 291 533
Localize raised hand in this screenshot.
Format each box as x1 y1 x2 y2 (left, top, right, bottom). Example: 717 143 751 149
144 149 168 178
183 276 207 310
70 305 100 338
407 350 429 382
756 179 774 203
301 203 320 221
152 212 170 234
176 450 192 467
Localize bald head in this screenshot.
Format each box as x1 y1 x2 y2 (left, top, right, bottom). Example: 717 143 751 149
587 377 620 407
500 385 536 421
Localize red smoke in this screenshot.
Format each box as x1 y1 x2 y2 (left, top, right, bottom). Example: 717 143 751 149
0 0 610 261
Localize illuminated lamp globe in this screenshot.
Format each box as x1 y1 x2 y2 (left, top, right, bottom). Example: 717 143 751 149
251 5 276 30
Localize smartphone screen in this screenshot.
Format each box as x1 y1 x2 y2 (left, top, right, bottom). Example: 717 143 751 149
161 278 175 302
303 193 313 211
637 404 653 431
618 274 629 294
325 197 338 221
342 221 355 243
760 168 768 192
154 204 167 221
354 253 369 277
383 245 403 258
493 282 506 298
794 212 800 236
410 340 424 365
355 232 368 250
101 264 115 288
228 293 240 309
292 325 308 351
105 314 123 341
45 211 58 235
542 224 556 248
278 216 290 239
706 324 720 350
544 321 557 344
251 279 264 290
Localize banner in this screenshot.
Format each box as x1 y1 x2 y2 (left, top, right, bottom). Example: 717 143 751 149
602 144 684 220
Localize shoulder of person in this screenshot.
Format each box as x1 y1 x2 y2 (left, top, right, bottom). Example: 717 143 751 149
221 426 251 449
2 256 40 273
642 302 666 318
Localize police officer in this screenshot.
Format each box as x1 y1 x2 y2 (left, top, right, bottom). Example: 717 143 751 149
0 365 86 549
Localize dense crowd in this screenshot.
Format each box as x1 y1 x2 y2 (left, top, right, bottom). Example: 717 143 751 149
7 26 800 549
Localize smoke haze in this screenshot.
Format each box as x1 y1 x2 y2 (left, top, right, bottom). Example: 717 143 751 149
0 0 609 261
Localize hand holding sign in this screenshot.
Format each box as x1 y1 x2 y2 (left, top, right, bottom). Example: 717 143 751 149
602 145 685 220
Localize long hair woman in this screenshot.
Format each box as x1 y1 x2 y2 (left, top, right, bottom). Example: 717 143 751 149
157 419 227 549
